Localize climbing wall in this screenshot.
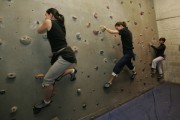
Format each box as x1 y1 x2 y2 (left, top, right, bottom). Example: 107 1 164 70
0 0 160 120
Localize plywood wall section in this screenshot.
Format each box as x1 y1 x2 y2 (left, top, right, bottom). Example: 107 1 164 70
0 0 159 120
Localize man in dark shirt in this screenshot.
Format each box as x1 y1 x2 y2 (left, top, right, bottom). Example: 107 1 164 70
101 21 137 88
150 37 166 79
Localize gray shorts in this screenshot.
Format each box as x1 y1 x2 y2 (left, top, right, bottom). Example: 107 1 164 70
42 56 72 87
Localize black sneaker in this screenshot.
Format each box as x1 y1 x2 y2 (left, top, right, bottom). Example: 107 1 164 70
33 100 52 114
130 72 137 80
70 68 77 81
157 74 163 79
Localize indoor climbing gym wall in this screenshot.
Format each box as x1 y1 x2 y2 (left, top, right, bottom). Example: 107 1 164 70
0 0 160 120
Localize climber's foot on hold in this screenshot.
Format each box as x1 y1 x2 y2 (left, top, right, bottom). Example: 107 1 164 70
33 100 52 114
130 72 137 80
70 68 77 81
104 82 112 88
157 74 163 81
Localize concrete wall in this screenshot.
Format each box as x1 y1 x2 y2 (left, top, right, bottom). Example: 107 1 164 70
0 0 159 120
154 0 180 84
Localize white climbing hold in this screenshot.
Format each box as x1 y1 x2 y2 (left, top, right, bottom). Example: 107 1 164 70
20 35 31 45
104 58 108 63
72 16 77 20
86 22 91 28
77 88 81 95
7 73 16 79
72 46 78 53
11 106 18 113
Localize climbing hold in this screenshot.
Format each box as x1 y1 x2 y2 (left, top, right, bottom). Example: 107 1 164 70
113 59 117 64
76 32 81 40
82 104 87 109
134 22 138 25
112 45 116 48
51 116 60 120
107 6 110 9
117 43 121 46
20 35 31 45
77 89 81 95
100 26 106 32
72 16 77 21
93 12 98 19
94 65 98 70
104 58 108 63
139 3 141 8
100 37 104 41
35 73 44 79
72 46 78 53
0 17 3 23
144 83 146 86
121 1 123 4
42 34 47 39
86 22 91 28
0 57 2 60
73 108 76 111
110 15 113 19
145 27 148 29
87 75 90 78
11 106 18 113
121 88 124 92
130 1 133 4
140 34 143 36
99 50 104 55
140 11 144 15
36 21 40 24
93 30 99 35
0 39 2 45
7 73 16 79
0 90 5 94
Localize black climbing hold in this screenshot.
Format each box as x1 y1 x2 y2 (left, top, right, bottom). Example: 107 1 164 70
100 50 104 55
93 30 99 35
117 43 121 46
107 6 110 9
82 104 87 109
121 1 123 4
76 32 81 40
134 22 138 25
0 90 5 94
110 16 113 19
140 11 144 15
121 89 124 92
87 75 90 78
36 21 40 24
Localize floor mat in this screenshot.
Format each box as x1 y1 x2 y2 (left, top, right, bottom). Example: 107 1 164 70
96 83 180 120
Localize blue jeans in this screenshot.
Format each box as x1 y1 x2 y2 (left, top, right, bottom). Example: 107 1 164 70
113 50 134 75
